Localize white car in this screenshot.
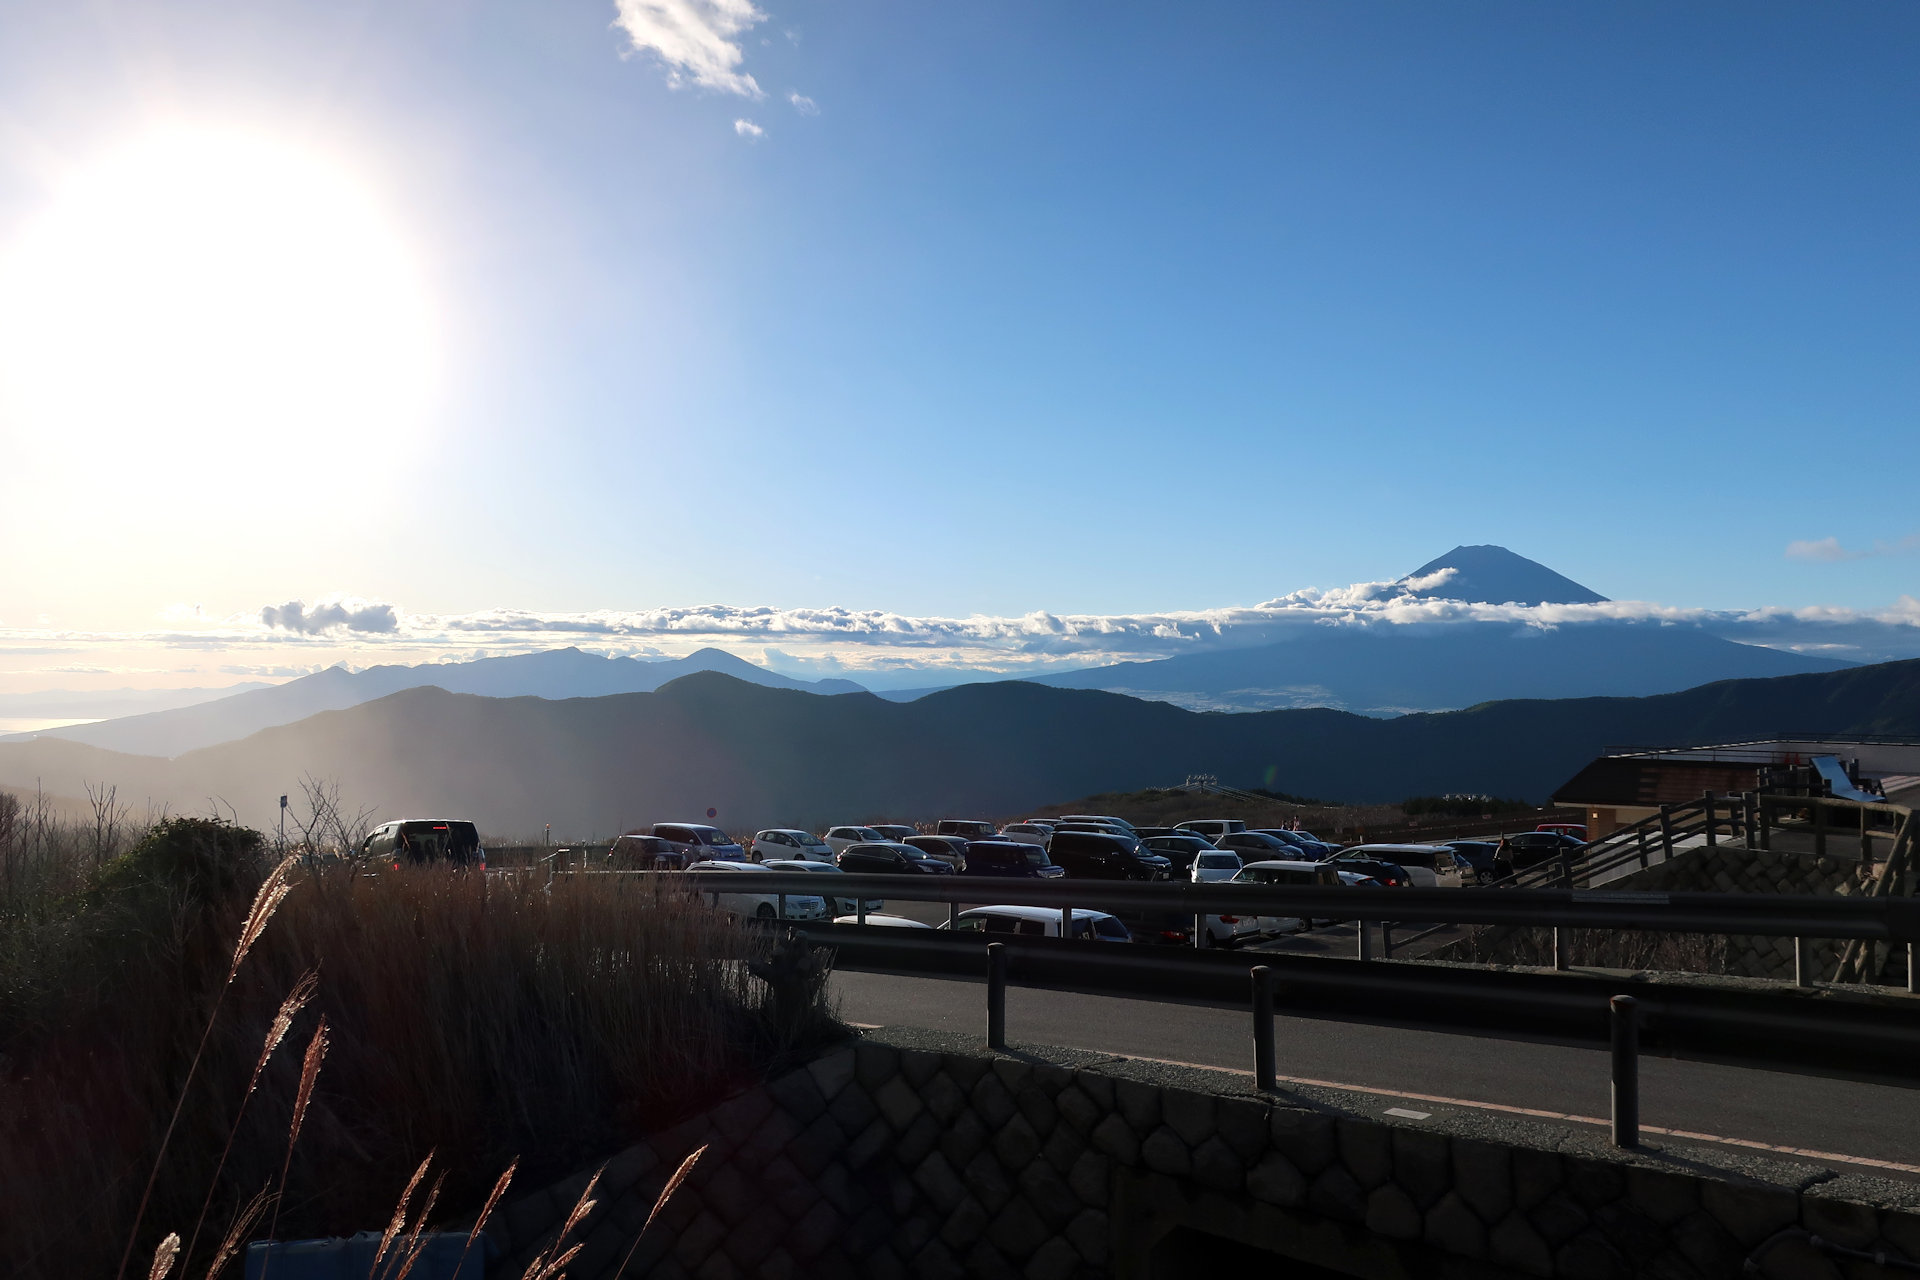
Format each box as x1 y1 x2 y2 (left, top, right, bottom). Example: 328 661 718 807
998 823 1053 848
1338 844 1467 889
1056 814 1137 833
685 860 829 922
824 825 889 855
832 913 932 929
751 829 836 863
1190 850 1244 883
940 905 1131 941
1231 858 1344 934
762 859 884 916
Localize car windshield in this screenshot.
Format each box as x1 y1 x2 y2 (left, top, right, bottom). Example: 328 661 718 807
795 833 828 847
1197 854 1239 868
1022 848 1051 867
1092 916 1130 940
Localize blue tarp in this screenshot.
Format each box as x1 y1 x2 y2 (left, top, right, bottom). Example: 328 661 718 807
1810 754 1880 804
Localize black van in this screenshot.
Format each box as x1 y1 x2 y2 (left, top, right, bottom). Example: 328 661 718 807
1047 831 1171 881
959 839 1065 879
362 819 484 868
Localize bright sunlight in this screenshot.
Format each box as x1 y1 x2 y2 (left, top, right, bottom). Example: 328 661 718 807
0 123 435 499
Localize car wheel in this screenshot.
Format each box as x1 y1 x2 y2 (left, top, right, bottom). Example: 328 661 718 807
755 903 777 921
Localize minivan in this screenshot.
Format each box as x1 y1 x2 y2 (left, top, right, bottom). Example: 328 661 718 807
651 823 745 862
935 819 998 839
1047 831 1171 881
960 839 1064 879
361 819 484 868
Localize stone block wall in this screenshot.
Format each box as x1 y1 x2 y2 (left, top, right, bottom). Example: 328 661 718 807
485 1027 1920 1279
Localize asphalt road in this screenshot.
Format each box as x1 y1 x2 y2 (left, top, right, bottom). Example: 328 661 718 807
830 968 1920 1178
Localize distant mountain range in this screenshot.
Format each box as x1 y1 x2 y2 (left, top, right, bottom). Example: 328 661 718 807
1026 546 1850 713
5 647 863 758
5 545 1859 755
4 656 1916 837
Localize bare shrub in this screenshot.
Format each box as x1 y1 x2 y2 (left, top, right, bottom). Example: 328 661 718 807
0 856 839 1279
1447 924 1733 974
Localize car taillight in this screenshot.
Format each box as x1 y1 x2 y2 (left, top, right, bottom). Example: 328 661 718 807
1220 915 1240 923
1158 930 1187 942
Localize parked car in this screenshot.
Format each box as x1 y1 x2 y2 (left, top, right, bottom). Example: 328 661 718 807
762 859 885 916
1174 819 1246 841
1215 831 1301 861
1131 826 1186 839
1498 830 1587 871
943 905 1132 941
1440 839 1505 882
1047 830 1172 881
832 913 931 928
1056 814 1138 833
1254 828 1339 858
961 839 1064 879
935 819 998 839
1317 851 1413 888
608 832 683 869
870 824 919 843
1051 820 1134 837
998 823 1054 848
1334 870 1382 887
836 842 956 875
1537 822 1589 840
824 825 890 855
685 860 828 922
904 834 971 869
1142 833 1216 875
1337 843 1467 888
1231 858 1345 932
1189 850 1245 883
652 822 745 862
361 819 484 869
751 828 836 863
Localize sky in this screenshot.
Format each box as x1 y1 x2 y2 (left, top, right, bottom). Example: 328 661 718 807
0 1 1916 694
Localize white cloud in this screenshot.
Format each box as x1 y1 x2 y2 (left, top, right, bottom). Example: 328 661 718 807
734 118 765 140
612 0 767 98
1786 533 1920 563
1787 537 1860 563
788 91 818 116
260 597 399 636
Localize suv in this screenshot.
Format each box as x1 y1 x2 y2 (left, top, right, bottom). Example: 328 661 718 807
904 834 971 869
1047 831 1171 881
935 819 998 839
1142 833 1216 874
362 820 484 868
652 822 745 862
1499 830 1586 871
609 832 683 869
961 839 1064 879
1173 819 1246 841
837 842 955 875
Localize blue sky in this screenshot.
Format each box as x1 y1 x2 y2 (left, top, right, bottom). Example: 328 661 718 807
0 2 1916 690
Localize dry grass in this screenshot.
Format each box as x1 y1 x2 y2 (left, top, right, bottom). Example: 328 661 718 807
0 840 840 1280
1443 924 1734 974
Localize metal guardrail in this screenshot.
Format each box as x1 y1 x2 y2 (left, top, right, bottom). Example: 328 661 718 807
669 870 1920 943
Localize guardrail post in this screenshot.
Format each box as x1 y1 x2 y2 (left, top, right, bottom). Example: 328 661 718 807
987 943 1008 1050
1636 828 1649 870
1794 936 1811 987
857 894 868 925
1251 966 1276 1091
1062 905 1073 940
1553 927 1570 971
948 901 959 930
1193 913 1205 950
1357 921 1373 961
1610 995 1639 1148
1381 924 1395 958
1909 943 1917 996
1659 805 1674 861
778 892 787 921
1703 791 1717 847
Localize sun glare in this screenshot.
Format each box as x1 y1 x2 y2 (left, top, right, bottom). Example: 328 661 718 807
0 124 436 500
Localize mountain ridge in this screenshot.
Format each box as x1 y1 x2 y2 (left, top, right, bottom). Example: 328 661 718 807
2 656 1915 836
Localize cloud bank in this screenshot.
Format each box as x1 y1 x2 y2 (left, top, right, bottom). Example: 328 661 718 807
1787 533 1920 563
612 0 767 97
260 598 399 635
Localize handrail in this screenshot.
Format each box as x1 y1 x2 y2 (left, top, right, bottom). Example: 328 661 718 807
658 870 1920 943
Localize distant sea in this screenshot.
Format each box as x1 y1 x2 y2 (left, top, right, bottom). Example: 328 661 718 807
0 717 101 735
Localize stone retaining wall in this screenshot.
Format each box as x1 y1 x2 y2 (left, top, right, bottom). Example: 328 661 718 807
486 1027 1920 1279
